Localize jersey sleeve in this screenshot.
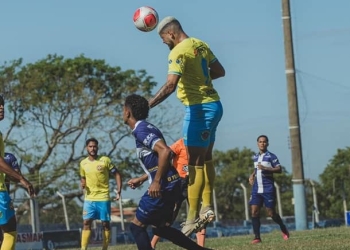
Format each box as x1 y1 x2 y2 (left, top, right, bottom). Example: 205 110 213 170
79 161 85 178
168 50 185 76
207 47 218 64
135 129 162 150
271 154 281 167
105 157 119 175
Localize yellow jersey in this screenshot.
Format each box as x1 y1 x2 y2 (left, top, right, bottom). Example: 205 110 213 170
168 37 220 106
80 156 115 201
0 131 6 191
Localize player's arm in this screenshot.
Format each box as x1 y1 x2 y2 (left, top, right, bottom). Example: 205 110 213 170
209 60 225 80
0 157 34 196
249 170 255 185
80 177 86 189
112 169 122 198
127 173 148 189
148 139 173 198
149 74 180 108
258 164 282 173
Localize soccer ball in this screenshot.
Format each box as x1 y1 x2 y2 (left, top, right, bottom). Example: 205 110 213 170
133 6 159 32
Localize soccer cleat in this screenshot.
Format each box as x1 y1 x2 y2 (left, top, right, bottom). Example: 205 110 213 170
198 206 215 229
282 228 290 240
251 238 262 244
181 218 201 236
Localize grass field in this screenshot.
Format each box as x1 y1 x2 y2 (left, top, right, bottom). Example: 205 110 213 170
72 227 350 250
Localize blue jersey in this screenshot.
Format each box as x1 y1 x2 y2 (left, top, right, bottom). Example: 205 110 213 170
252 151 280 194
132 120 180 191
4 153 20 171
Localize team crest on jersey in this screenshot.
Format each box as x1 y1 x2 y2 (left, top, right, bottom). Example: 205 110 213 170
96 165 103 172
201 130 210 141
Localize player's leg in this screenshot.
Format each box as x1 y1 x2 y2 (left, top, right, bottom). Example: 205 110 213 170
249 193 263 244
81 201 95 250
97 201 112 250
195 228 206 247
265 193 289 240
152 226 213 250
0 192 17 250
152 177 187 249
131 192 159 250
200 101 223 228
182 104 208 235
152 187 213 250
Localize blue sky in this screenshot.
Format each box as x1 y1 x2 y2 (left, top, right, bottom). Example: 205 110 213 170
1 0 350 201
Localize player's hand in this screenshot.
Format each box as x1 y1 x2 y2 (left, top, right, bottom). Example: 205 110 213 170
20 177 35 197
128 178 142 189
148 181 161 198
114 189 121 201
257 164 265 171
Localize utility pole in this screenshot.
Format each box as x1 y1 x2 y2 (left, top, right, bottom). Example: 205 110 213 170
281 0 307 230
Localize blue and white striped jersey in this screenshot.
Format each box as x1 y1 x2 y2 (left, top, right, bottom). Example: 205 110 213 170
132 120 180 191
252 151 281 194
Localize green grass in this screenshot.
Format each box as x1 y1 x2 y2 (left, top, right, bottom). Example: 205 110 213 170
74 227 350 249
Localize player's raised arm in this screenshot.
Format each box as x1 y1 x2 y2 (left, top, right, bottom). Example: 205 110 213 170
149 74 180 108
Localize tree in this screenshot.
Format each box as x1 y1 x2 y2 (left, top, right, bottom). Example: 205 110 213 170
319 147 350 218
0 54 181 225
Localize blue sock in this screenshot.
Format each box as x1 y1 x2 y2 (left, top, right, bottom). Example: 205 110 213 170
130 223 152 250
252 217 261 239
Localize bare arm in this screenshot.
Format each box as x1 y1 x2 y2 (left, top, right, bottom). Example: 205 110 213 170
0 158 35 196
148 140 173 198
127 173 148 189
257 164 282 173
209 60 225 80
148 74 180 108
114 171 122 199
80 177 86 189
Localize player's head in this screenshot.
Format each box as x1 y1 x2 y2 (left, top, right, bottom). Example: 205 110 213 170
123 94 149 125
85 138 98 157
0 95 5 121
157 16 184 50
257 135 269 152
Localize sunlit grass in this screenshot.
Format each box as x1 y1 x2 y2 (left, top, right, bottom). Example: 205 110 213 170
70 226 350 249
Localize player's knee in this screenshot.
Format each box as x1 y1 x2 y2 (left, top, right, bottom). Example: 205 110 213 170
82 219 92 228
266 208 275 218
101 221 110 230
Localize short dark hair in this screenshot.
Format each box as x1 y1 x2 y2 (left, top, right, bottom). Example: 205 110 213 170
86 138 98 146
257 135 269 142
124 94 149 121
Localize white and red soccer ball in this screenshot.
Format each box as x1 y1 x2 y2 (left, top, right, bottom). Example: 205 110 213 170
133 6 159 32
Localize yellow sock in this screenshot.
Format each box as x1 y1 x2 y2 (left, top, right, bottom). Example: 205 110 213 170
202 160 216 208
81 229 91 250
102 229 110 250
1 231 17 250
187 165 204 221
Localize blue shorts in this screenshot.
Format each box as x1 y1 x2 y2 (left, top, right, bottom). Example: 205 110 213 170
136 183 181 227
183 101 223 147
82 200 111 221
249 192 276 209
0 191 15 225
